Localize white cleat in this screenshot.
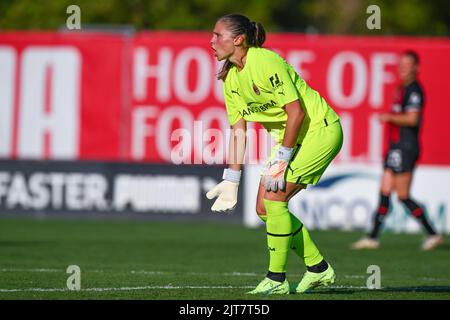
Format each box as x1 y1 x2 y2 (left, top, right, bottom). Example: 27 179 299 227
421 234 444 251
351 237 380 250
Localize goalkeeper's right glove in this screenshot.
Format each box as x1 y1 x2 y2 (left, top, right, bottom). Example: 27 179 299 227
206 168 241 213
261 145 293 192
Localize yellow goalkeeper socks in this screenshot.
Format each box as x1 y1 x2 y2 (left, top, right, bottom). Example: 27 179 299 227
258 206 323 268
290 213 324 267
263 199 292 273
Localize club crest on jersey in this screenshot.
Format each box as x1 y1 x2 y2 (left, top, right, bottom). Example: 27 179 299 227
252 82 260 95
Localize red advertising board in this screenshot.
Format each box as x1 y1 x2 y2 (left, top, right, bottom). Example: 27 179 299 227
1 31 449 165
0 32 126 160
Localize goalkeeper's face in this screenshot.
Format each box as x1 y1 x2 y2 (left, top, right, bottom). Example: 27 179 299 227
210 21 238 61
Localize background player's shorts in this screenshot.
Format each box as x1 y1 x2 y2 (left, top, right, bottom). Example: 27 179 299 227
262 120 343 185
384 146 419 173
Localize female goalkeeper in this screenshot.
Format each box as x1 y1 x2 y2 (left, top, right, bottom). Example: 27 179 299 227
206 13 343 295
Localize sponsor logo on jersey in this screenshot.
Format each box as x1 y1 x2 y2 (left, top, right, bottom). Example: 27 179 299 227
238 100 277 117
269 73 283 88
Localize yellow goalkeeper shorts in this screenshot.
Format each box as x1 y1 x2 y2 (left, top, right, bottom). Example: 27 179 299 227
263 119 343 186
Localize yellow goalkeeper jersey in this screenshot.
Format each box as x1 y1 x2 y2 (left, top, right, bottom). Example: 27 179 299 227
223 47 339 144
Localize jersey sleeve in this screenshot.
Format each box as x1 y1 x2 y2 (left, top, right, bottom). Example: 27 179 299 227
262 55 299 107
404 87 424 112
223 81 242 126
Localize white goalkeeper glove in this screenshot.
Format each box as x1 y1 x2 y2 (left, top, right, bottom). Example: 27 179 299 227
206 168 241 213
262 146 293 192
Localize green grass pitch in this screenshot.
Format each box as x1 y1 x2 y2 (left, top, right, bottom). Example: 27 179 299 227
0 217 449 300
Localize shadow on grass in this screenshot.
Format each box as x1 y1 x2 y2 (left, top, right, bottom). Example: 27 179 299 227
382 286 450 293
307 286 450 295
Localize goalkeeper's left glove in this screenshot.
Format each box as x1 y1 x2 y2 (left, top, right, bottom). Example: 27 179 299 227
206 168 241 213
262 146 293 192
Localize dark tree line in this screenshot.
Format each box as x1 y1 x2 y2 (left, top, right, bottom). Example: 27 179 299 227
1 0 449 36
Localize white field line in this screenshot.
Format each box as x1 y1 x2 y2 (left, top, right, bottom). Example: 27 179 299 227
1 268 107 273
0 285 370 293
0 268 60 272
420 277 450 281
0 285 254 293
1 268 261 277
130 271 169 275
329 285 369 289
131 271 261 277
1 268 448 282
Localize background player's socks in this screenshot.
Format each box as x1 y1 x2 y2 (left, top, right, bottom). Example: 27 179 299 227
290 213 324 267
266 271 286 282
401 198 437 235
263 199 292 273
369 193 391 239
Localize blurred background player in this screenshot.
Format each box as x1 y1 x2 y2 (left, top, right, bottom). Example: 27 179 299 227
352 50 444 251
207 14 343 294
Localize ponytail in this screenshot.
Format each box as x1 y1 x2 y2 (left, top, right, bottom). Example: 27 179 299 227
249 21 266 48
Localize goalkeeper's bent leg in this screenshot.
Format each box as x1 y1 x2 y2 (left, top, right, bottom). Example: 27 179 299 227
258 211 323 267
263 199 292 273
290 213 323 267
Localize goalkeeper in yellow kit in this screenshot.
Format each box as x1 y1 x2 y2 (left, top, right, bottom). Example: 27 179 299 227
207 13 343 294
